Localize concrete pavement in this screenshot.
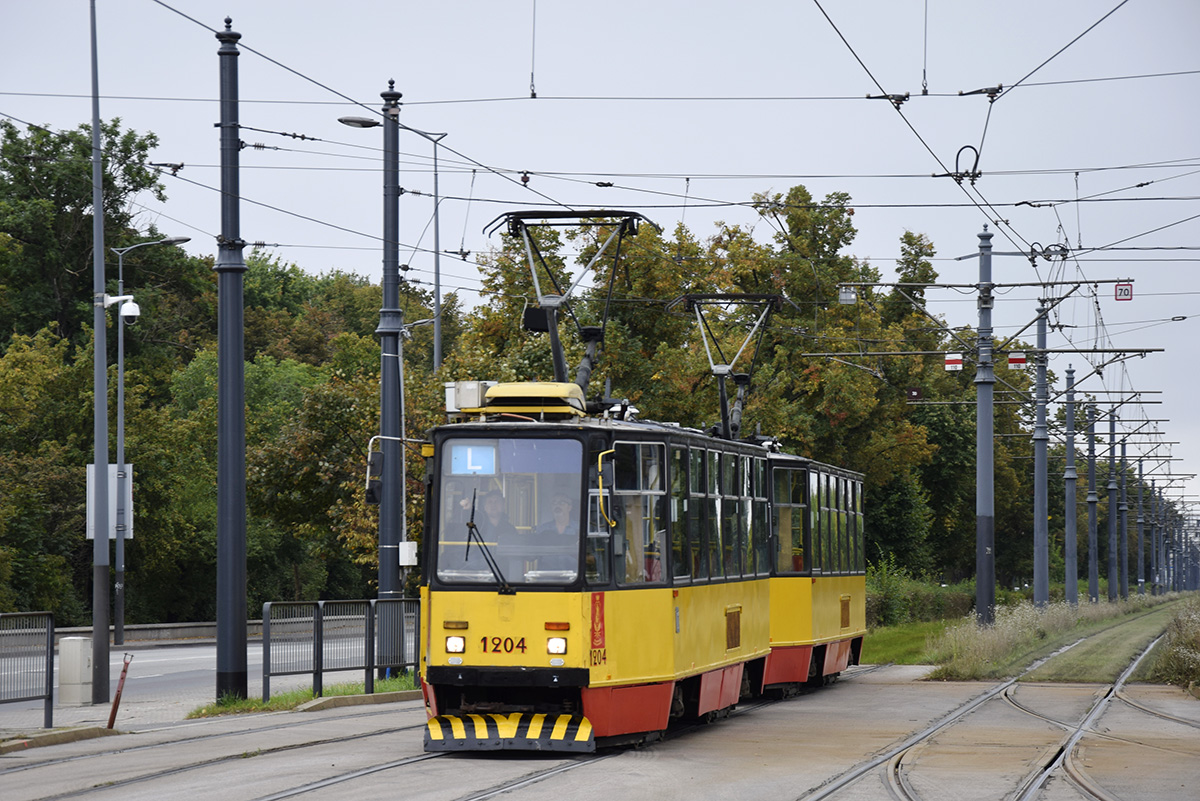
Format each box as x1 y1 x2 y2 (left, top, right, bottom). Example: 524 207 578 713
0 637 417 750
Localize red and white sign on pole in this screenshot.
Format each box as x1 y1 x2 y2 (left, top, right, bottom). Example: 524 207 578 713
1008 352 1027 367
945 353 963 371
1115 283 1133 301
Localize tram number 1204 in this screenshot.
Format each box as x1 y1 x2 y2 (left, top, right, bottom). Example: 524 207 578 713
481 636 527 654
589 648 606 666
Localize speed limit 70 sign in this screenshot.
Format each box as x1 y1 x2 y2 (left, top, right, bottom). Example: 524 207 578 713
1114 283 1133 301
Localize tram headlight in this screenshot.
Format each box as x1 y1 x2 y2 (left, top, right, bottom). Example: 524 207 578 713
445 636 466 654
547 637 567 655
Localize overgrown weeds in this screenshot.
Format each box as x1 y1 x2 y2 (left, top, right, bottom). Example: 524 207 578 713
924 594 1176 680
1148 594 1200 688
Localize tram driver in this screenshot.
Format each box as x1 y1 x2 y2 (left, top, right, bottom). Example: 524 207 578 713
532 493 578 573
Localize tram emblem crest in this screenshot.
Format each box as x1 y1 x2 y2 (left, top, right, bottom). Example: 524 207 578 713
590 592 606 649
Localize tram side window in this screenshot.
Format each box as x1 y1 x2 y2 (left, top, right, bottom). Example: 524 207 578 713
707 451 723 580
840 479 849 573
809 470 822 573
855 479 866 573
839 476 850 573
586 493 611 584
707 495 723 580
752 458 769 574
670 447 690 583
740 497 753 578
722 473 742 577
613 442 666 586
726 454 746 577
832 476 842 574
688 448 707 579
739 455 748 575
773 467 807 574
825 474 837 575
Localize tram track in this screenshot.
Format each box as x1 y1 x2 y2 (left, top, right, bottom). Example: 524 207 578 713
4 711 431 801
1015 634 1159 801
0 705 421 775
5 649 1192 801
829 632 1172 801
18 722 430 801
793 629 1178 801
449 752 619 801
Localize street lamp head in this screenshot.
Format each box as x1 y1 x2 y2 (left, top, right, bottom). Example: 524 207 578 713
111 235 191 257
339 116 381 129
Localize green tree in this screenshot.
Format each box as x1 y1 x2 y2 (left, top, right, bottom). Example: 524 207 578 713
0 329 91 622
0 119 164 349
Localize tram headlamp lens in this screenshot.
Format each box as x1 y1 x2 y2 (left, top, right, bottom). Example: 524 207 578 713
547 637 567 655
445 636 466 653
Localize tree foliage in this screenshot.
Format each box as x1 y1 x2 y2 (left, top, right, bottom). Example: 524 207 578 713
0 119 164 348
0 115 1124 619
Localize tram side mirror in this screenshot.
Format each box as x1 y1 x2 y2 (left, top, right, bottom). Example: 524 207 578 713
365 451 384 505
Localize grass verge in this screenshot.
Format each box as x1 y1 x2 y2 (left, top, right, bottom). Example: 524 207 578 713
187 674 416 719
924 594 1185 681
863 620 951 664
1021 604 1177 683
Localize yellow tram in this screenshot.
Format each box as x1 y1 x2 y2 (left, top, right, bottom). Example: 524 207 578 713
418 382 866 752
414 210 865 751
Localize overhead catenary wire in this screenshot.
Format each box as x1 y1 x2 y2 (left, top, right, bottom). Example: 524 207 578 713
10 4 1188 480
7 67 1199 107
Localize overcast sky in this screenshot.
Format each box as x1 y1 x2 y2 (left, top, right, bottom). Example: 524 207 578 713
5 0 1199 512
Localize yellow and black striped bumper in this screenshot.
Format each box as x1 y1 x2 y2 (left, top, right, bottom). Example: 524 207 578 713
424 713 594 752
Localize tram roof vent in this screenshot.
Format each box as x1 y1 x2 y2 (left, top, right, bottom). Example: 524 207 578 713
484 381 587 418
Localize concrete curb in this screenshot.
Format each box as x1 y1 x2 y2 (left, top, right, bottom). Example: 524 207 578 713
295 689 422 712
0 726 121 754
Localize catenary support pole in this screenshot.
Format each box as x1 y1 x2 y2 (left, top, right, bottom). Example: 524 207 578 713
1032 300 1049 607
1087 407 1099 603
1136 460 1144 595
215 18 248 700
89 0 111 704
1107 415 1118 601
1150 480 1158 594
1063 367 1078 605
377 81 405 622
975 227 996 625
1119 442 1128 599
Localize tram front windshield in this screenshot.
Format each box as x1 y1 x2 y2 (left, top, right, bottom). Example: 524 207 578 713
436 437 583 586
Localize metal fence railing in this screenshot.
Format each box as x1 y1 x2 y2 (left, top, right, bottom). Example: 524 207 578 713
261 599 419 702
0 612 55 728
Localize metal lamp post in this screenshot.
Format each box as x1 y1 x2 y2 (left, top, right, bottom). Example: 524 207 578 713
340 83 406 637
339 105 447 370
107 236 189 645
340 85 448 569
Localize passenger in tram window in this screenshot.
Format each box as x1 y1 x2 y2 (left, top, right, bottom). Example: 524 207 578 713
537 493 576 538
534 493 578 573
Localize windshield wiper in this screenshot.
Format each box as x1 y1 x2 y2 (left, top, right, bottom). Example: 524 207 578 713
464 489 515 595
